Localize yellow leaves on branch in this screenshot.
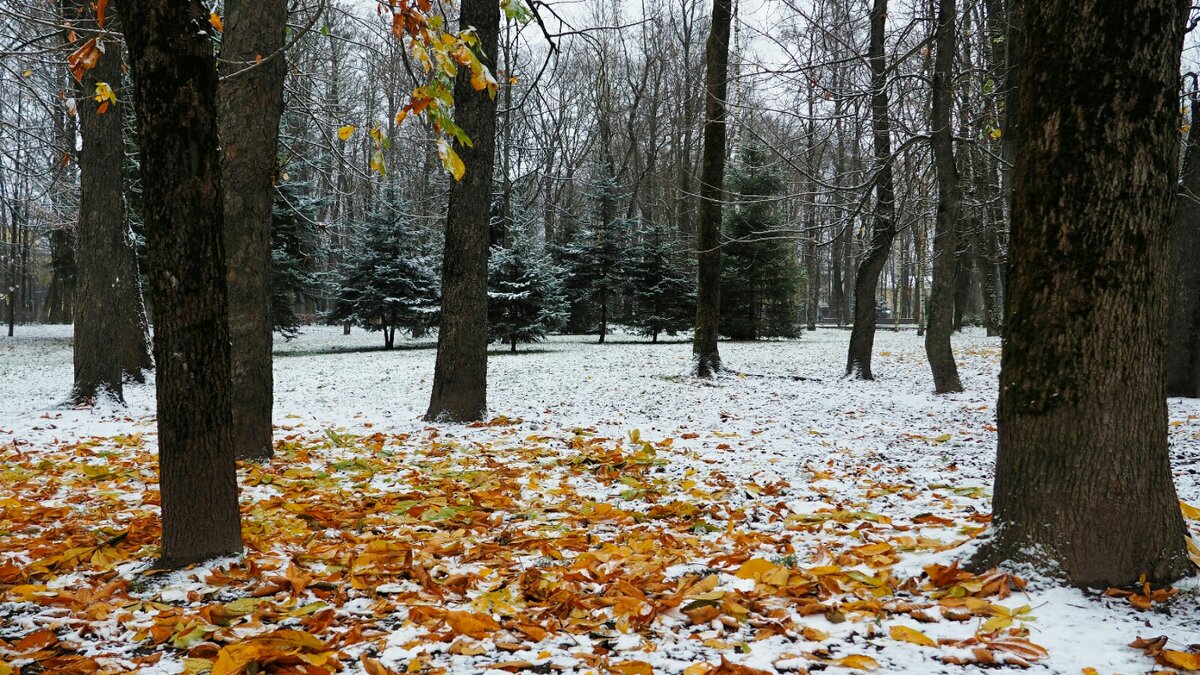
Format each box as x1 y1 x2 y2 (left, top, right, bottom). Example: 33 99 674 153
94 82 117 114
337 125 356 141
437 137 465 181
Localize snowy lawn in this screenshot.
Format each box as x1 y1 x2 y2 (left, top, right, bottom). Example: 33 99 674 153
1 324 1198 674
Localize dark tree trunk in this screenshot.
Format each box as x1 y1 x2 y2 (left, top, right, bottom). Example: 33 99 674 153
692 0 732 378
121 0 243 568
71 8 128 404
845 0 897 379
219 0 288 461
44 227 75 323
425 0 499 421
973 0 1191 587
1166 100 1200 397
925 0 963 394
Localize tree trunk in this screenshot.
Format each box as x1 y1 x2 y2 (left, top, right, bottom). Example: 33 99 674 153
1166 99 1200 397
71 8 128 404
973 0 1191 587
925 0 963 394
426 0 499 421
692 0 733 378
219 0 288 461
845 0 897 379
121 0 243 568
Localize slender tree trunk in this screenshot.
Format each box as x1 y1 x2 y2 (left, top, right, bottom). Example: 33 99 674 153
1166 99 1200 397
845 0 897 379
925 0 963 394
973 0 1191 587
71 8 127 404
219 0 288 461
122 0 243 568
692 0 732 377
426 0 499 421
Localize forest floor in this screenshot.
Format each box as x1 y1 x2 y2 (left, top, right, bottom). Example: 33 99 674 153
1 325 1199 675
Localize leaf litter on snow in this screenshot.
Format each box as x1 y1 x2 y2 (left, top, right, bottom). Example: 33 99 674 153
1 326 1199 674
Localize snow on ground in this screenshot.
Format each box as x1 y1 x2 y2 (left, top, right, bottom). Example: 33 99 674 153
1 324 1198 674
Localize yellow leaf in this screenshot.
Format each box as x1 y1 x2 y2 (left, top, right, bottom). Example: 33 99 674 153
683 665 710 675
1163 650 1200 670
1182 501 1200 520
1081 668 1099 675
0 661 12 675
932 433 952 443
890 624 936 647
988 127 1002 140
22 69 31 77
370 150 386 176
1188 536 1200 569
210 12 224 32
94 81 117 114
800 626 829 641
437 139 465 181
836 654 880 670
337 125 356 141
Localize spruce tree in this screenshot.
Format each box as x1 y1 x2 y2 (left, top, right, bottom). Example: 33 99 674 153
720 144 804 339
326 209 440 349
488 235 567 352
624 223 694 342
559 172 630 342
271 178 323 339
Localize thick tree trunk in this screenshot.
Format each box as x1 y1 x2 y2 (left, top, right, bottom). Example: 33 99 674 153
122 0 243 568
845 0 897 379
973 0 1191 587
71 11 127 404
1166 100 1200 397
692 0 732 378
925 0 963 394
426 0 499 421
219 0 288 460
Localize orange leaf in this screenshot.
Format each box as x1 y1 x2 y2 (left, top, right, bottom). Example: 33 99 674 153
14 628 57 653
609 661 654 675
444 610 500 639
96 0 108 28
1162 650 1200 670
210 12 224 33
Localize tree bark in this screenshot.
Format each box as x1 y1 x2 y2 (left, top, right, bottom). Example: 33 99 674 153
71 9 128 404
219 0 288 460
925 0 963 394
1166 99 1200 397
973 0 1191 587
121 0 243 568
692 0 733 377
426 0 499 421
845 0 897 379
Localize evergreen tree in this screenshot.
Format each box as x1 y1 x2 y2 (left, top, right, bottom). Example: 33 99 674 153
326 209 440 349
559 172 630 342
488 235 567 352
271 178 323 339
720 144 804 339
624 223 694 342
